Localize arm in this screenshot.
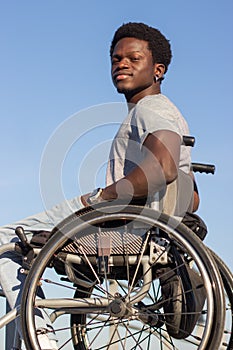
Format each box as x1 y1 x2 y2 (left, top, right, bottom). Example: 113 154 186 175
81 129 181 205
192 178 200 212
188 171 200 212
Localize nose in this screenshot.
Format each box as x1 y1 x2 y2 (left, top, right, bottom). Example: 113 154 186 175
118 57 130 69
112 57 130 71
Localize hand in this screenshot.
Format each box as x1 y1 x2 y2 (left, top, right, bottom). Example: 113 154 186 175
80 193 91 207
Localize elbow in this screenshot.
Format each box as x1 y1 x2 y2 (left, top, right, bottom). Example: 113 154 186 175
192 191 200 212
164 167 178 184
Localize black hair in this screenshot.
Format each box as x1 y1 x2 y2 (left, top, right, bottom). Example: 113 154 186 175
110 22 172 73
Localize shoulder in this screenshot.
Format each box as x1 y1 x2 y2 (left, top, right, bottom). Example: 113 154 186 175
137 94 181 115
135 94 189 135
135 94 186 122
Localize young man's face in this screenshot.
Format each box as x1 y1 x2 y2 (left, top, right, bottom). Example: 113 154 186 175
111 37 156 101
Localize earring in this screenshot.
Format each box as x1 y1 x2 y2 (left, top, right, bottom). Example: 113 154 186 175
154 75 159 82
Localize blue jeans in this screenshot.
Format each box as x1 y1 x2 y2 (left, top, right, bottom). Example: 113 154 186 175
0 196 83 339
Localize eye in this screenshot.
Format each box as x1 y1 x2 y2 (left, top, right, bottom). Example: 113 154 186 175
131 56 140 62
131 54 145 62
111 56 121 64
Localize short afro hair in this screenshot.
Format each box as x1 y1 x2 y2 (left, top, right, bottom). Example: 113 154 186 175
110 22 172 73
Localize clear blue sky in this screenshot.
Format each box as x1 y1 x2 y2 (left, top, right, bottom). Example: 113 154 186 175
0 0 232 276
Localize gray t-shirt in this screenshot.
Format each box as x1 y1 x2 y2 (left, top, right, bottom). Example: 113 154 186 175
106 94 191 187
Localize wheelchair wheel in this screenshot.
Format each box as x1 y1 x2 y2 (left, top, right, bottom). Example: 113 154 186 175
21 204 225 350
208 248 233 349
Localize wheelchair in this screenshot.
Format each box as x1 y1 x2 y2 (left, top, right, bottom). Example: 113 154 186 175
0 140 232 350
5 202 231 350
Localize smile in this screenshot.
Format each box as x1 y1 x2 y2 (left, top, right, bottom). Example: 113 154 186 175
113 72 132 82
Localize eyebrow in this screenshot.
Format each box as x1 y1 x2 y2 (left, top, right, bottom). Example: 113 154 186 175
112 50 144 57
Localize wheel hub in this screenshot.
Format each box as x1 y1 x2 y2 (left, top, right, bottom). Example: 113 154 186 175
109 298 128 317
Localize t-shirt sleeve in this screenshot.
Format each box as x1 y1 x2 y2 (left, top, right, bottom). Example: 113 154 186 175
134 100 183 146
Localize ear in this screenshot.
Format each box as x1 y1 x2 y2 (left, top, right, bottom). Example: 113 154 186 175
154 63 166 80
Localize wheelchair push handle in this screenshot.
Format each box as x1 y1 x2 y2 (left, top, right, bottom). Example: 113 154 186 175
183 136 195 147
15 226 28 248
182 136 215 174
191 162 216 174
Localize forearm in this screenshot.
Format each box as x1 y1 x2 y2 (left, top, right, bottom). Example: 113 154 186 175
102 159 176 201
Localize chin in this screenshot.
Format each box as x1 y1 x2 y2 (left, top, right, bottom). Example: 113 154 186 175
116 86 132 94
116 87 126 94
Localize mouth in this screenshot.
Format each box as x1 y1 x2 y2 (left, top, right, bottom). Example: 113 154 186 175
113 72 133 82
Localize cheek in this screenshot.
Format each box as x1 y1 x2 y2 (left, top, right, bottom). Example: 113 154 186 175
139 60 154 78
140 67 154 83
146 64 155 77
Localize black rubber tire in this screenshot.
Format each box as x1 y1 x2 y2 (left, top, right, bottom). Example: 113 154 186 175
208 248 233 350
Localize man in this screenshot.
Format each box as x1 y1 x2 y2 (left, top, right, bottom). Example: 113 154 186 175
0 22 196 349
82 22 194 214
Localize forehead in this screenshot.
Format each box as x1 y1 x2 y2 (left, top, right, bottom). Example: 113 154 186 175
112 37 150 55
